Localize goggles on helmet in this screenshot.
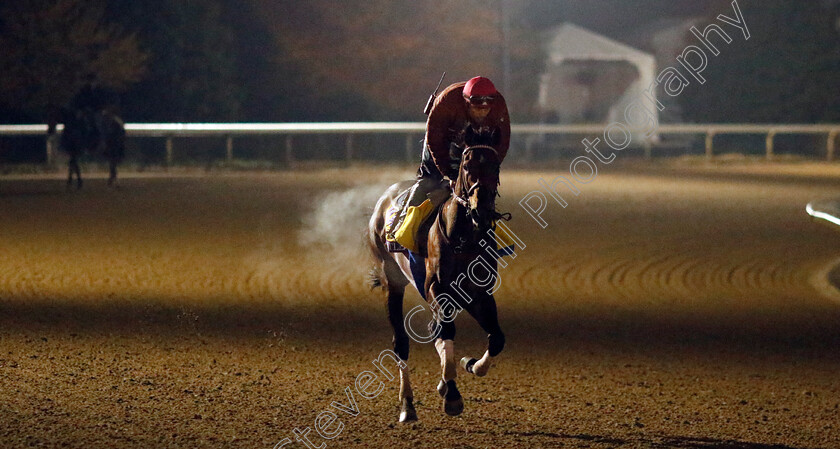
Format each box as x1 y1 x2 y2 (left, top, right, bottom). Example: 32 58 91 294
466 95 494 106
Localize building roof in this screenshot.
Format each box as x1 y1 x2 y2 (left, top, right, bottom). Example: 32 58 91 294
545 23 654 64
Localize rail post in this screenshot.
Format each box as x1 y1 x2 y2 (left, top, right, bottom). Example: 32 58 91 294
524 136 533 163
828 130 838 162
765 130 776 160
225 135 233 163
285 135 294 167
405 134 414 163
345 134 354 165
705 130 715 160
165 136 174 167
45 133 57 167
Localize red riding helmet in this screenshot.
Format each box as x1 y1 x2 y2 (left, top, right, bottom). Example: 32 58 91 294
463 76 498 106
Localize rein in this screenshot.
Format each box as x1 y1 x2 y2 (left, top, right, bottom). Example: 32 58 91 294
454 144 498 206
438 144 511 249
432 141 514 256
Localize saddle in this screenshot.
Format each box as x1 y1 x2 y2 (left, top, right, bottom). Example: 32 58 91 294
385 185 450 255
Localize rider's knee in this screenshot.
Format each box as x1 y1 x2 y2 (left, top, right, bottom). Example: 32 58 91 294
408 177 436 207
488 331 505 357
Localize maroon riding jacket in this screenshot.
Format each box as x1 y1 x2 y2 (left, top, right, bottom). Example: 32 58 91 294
424 82 511 178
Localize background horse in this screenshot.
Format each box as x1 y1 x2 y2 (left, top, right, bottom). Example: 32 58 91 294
60 107 125 189
367 127 506 422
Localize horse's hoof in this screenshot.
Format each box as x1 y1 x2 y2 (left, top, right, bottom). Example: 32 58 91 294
399 397 417 423
440 379 463 416
461 357 478 375
445 397 464 416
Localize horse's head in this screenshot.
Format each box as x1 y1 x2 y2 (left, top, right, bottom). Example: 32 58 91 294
455 126 501 232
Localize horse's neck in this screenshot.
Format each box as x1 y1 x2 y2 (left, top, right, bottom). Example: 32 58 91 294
440 197 468 238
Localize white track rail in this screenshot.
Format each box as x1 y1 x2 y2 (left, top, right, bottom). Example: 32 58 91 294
1 122 838 163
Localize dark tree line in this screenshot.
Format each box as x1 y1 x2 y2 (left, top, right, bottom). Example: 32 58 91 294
0 0 289 123
0 0 837 125
105 0 245 122
0 0 146 123
0 0 544 124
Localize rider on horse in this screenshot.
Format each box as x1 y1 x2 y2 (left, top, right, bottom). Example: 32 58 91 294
389 76 511 253
70 74 115 143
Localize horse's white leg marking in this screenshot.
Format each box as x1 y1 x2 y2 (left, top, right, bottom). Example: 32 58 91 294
472 349 493 377
398 361 418 422
435 338 456 382
399 362 413 402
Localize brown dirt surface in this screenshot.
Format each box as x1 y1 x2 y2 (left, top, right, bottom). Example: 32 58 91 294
1 161 840 449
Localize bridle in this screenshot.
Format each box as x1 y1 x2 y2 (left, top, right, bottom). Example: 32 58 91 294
436 144 509 253
453 144 499 209
436 144 510 252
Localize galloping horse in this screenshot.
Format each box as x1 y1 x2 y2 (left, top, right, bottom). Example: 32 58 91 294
59 107 125 189
367 127 507 422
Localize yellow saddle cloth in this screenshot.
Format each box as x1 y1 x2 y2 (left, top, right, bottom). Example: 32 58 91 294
386 199 434 253
387 199 516 257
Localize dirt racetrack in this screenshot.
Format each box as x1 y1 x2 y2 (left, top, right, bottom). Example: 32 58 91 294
1 161 840 449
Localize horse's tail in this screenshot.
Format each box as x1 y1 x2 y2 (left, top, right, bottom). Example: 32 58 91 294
368 267 383 290
365 226 385 290
365 205 387 291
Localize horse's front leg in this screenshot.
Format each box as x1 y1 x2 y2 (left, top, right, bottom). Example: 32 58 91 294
461 293 505 377
108 157 118 187
428 282 463 416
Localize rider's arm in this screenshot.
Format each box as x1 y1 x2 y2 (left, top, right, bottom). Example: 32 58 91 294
492 95 511 163
425 98 458 179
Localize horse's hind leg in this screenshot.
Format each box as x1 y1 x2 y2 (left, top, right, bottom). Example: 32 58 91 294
108 134 125 188
75 159 83 189
386 284 416 422
461 294 505 377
